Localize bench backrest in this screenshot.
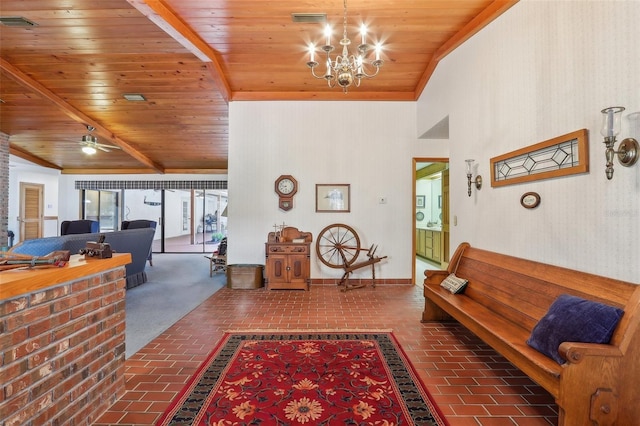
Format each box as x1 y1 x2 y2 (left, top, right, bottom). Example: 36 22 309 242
449 243 639 346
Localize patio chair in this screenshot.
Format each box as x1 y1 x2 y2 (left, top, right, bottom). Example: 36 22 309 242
205 237 227 276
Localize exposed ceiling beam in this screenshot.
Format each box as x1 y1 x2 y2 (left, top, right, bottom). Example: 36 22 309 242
414 0 519 99
9 146 62 170
128 0 231 103
0 58 165 174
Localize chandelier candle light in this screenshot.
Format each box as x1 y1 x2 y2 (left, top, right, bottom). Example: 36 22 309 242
306 0 383 93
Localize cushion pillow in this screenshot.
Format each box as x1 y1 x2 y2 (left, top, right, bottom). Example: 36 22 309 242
440 273 468 294
526 294 624 364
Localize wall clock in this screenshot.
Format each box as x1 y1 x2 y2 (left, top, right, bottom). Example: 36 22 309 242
275 175 298 211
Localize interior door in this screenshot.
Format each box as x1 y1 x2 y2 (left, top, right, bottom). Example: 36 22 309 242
19 182 44 241
441 168 450 267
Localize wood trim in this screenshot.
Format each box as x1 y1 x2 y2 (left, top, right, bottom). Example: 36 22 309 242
60 168 228 175
230 91 416 102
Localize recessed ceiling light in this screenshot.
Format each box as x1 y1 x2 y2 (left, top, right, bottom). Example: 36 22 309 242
291 13 327 23
123 93 146 101
0 16 38 27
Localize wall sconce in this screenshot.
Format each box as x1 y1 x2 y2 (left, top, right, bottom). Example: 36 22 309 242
465 159 482 196
600 106 638 179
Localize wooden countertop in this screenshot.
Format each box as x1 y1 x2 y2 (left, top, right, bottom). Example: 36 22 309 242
0 253 132 300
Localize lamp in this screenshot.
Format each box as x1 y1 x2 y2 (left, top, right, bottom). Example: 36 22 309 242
81 145 97 155
465 159 482 197
600 106 639 179
306 0 383 93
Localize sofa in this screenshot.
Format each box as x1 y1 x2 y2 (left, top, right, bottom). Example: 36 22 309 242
9 228 155 288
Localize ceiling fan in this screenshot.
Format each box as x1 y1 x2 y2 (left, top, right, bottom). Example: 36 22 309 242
79 125 122 154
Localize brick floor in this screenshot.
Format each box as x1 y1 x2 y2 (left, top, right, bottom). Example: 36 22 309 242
94 284 558 425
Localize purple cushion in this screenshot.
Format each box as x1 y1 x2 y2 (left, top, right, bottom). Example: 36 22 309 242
526 294 624 364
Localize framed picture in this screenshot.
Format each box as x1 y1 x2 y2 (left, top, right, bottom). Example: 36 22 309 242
316 184 350 212
416 195 425 208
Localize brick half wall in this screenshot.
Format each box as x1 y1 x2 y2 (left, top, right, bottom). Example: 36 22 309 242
0 266 127 425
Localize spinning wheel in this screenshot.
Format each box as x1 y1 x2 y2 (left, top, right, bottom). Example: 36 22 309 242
316 223 387 291
316 223 361 268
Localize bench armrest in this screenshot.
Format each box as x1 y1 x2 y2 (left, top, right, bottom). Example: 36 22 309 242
559 341 623 364
424 270 449 285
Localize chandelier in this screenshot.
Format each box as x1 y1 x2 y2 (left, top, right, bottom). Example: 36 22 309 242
306 0 383 93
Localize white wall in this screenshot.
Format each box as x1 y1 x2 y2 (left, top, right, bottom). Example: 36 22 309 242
417 0 640 283
8 159 61 241
228 101 421 280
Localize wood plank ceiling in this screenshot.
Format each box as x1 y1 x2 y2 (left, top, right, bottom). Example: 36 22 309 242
0 0 517 174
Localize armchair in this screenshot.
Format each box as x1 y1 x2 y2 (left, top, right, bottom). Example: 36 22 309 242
61 220 99 235
121 220 157 266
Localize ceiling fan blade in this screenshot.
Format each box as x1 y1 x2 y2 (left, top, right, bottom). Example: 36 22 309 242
96 143 122 150
97 146 111 152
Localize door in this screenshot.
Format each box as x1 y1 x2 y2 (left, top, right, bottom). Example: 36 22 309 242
19 182 44 241
83 189 119 232
441 169 450 267
287 254 308 285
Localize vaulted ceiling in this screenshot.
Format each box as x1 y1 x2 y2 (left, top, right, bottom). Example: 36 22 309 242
0 0 517 174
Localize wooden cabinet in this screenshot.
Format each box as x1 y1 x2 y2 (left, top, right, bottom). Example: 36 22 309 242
416 229 427 257
265 242 310 290
416 228 441 263
432 231 441 262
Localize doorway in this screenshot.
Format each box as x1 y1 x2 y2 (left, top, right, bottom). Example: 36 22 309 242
413 158 449 285
19 182 44 241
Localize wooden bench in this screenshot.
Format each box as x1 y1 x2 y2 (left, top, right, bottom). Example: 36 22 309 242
422 242 640 426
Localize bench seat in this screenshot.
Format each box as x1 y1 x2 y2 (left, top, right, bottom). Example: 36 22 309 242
422 242 640 426
425 282 563 394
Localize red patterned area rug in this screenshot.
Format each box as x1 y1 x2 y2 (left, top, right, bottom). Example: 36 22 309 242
156 331 447 426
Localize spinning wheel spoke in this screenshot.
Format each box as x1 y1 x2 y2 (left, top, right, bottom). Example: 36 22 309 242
316 223 361 268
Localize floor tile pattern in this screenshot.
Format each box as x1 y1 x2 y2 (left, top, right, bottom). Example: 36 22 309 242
95 285 557 426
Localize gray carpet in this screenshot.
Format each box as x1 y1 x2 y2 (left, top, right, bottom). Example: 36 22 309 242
125 253 226 358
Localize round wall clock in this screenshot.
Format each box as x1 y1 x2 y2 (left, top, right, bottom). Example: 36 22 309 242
520 192 541 209
275 175 298 211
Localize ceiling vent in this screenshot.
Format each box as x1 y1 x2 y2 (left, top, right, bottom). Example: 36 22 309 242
0 16 38 27
291 13 327 23
123 93 147 101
